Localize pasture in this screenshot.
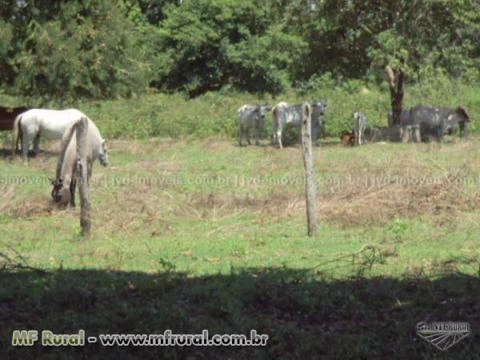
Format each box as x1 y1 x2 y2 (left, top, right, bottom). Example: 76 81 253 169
2 128 480 358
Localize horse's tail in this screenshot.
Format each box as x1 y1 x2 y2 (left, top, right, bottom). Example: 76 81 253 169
11 114 22 158
56 120 78 180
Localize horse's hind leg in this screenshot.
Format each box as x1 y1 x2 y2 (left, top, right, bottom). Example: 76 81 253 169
16 128 23 152
21 132 34 164
33 133 41 156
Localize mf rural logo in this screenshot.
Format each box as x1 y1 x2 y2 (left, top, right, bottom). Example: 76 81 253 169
416 322 471 351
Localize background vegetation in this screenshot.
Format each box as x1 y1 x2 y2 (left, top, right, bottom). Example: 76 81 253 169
1 0 480 101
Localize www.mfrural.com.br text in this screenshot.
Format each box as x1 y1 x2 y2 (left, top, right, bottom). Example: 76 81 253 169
11 329 269 347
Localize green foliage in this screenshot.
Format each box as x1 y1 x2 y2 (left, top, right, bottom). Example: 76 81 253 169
150 0 304 96
4 0 151 103
1 0 480 100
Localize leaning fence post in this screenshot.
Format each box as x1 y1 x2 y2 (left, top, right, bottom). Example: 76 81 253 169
75 116 91 237
301 102 318 236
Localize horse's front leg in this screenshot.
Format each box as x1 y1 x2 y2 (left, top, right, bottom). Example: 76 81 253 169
70 178 76 208
87 162 93 185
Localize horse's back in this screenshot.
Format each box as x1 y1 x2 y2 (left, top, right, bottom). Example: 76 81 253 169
23 108 85 139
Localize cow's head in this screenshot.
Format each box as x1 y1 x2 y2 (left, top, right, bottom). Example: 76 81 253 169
456 107 470 123
50 178 70 205
311 100 327 130
258 104 270 119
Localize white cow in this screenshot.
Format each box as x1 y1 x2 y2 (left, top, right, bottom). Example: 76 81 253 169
353 111 368 146
272 101 326 149
237 104 270 146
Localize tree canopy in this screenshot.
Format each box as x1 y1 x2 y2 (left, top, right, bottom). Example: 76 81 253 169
0 0 479 100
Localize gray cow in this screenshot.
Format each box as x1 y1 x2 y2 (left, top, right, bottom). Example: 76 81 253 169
237 104 270 146
353 111 368 146
272 101 326 149
387 106 470 142
387 109 412 127
406 106 470 141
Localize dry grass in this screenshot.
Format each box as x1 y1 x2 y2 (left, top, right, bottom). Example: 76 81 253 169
319 171 480 226
2 138 480 229
1 189 55 218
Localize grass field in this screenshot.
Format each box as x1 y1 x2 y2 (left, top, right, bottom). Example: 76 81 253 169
1 133 480 359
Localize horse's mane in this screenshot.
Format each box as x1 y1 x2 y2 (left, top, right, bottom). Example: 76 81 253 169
56 121 78 181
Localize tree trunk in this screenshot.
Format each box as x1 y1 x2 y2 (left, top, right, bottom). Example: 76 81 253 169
386 66 405 126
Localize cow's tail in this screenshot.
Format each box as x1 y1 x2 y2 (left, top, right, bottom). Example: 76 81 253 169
11 114 22 158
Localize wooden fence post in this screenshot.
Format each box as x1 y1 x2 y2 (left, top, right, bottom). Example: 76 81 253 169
75 117 91 237
301 102 318 236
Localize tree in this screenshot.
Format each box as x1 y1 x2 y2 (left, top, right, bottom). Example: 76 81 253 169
151 0 306 96
2 0 151 102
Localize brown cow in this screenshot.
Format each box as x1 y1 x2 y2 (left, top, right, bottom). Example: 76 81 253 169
0 106 29 152
340 130 355 146
0 106 29 131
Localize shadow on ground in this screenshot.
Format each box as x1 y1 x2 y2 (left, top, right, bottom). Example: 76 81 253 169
1 267 479 359
0 149 57 159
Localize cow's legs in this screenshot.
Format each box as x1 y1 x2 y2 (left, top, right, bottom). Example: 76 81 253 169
436 126 444 142
271 122 277 146
276 126 283 149
255 124 260 146
238 126 243 146
460 122 469 138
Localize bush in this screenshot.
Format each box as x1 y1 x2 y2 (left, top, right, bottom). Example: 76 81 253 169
71 78 479 141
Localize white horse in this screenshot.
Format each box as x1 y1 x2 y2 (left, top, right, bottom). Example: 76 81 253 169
11 108 88 161
51 117 108 207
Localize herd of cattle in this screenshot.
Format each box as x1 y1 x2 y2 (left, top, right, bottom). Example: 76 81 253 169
0 101 472 205
237 102 471 147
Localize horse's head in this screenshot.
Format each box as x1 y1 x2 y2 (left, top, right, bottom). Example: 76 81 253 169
99 140 109 167
50 178 70 204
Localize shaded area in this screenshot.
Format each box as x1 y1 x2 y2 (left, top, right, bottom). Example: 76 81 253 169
1 267 479 359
